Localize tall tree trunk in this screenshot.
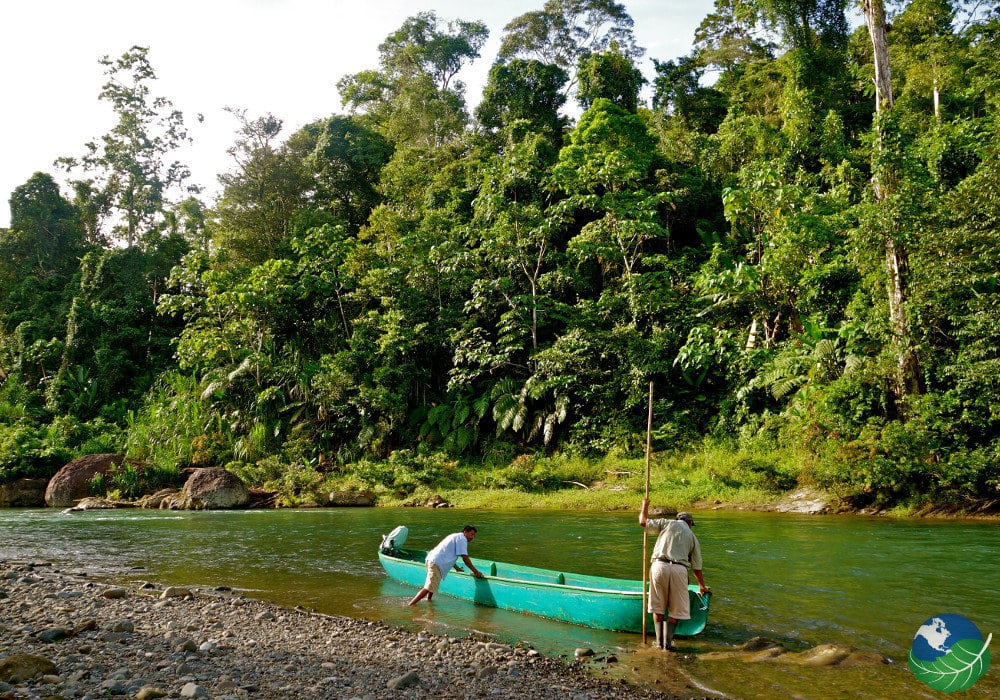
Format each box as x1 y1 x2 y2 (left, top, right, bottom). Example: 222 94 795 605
864 0 893 117
933 76 940 120
863 0 921 414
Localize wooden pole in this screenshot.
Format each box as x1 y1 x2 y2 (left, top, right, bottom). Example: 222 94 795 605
642 380 653 644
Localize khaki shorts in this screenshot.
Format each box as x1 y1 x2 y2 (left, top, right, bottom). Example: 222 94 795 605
423 562 443 593
647 560 691 619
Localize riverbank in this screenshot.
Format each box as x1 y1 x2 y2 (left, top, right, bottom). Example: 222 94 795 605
393 484 1000 520
0 560 714 700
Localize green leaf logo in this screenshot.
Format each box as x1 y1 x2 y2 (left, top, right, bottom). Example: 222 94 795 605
909 633 992 693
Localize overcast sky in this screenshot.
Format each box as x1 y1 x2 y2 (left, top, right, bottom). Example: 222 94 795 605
0 0 712 229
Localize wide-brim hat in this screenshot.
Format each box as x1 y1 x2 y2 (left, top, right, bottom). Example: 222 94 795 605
676 511 695 526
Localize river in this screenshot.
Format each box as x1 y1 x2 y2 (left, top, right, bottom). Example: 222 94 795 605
1 507 997 698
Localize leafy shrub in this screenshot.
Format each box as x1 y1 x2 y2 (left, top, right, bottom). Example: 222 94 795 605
190 432 230 466
267 460 325 500
88 472 105 496
388 450 453 485
930 449 996 505
483 454 541 491
351 450 457 495
87 460 181 500
481 454 585 492
0 415 122 482
124 372 220 471
808 416 937 507
809 397 999 508
0 423 64 480
728 455 798 492
354 459 397 489
227 457 286 487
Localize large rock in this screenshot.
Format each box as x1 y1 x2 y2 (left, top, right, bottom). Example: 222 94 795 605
135 488 180 509
326 489 375 507
699 637 888 667
0 653 57 682
62 496 132 512
162 468 249 510
0 478 47 507
44 454 125 508
775 487 836 515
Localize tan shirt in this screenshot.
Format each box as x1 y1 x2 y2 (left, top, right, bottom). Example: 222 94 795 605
646 518 702 569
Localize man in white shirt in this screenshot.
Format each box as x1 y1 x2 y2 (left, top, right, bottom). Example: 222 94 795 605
408 525 485 605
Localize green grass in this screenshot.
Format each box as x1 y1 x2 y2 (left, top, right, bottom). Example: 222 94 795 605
315 443 809 511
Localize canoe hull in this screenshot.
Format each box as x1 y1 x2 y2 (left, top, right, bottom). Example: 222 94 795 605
379 547 709 635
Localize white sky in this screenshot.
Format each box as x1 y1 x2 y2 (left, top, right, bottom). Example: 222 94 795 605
0 0 711 228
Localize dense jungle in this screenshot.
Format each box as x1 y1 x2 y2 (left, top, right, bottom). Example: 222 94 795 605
2 0 999 514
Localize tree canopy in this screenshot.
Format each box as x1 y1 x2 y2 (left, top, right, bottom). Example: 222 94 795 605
3 2 1000 511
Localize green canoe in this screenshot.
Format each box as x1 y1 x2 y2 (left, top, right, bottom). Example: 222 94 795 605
378 528 710 635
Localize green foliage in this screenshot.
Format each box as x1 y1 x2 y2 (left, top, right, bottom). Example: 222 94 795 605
309 116 394 229
88 472 105 496
225 457 283 488
0 415 122 482
498 0 641 82
722 454 799 492
338 11 486 150
483 454 554 491
576 47 646 112
266 460 327 504
213 109 308 265
418 389 490 454
124 372 216 471
808 389 1000 508
656 439 801 499
55 46 191 248
47 243 187 421
353 459 397 490
652 57 728 133
476 59 568 140
101 461 181 500
481 453 606 492
3 3 1000 513
0 422 72 481
352 450 457 496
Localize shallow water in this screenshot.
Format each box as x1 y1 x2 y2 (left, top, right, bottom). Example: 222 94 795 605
1 507 997 698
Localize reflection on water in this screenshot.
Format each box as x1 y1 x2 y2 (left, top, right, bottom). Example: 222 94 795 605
2 507 998 698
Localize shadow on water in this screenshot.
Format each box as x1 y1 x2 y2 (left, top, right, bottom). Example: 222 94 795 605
1 507 998 699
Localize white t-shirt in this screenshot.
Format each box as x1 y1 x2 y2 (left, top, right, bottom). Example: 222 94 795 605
426 532 469 579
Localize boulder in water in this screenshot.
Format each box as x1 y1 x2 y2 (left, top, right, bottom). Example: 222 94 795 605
62 496 130 512
135 488 180 509
44 454 125 508
326 489 375 507
162 468 249 510
0 478 47 507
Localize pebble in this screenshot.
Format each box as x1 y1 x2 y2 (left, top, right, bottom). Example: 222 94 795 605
0 561 677 699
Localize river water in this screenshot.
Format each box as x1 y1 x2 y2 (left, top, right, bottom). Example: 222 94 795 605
1 507 997 698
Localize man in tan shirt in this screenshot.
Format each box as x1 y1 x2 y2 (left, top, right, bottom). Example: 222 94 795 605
639 498 709 650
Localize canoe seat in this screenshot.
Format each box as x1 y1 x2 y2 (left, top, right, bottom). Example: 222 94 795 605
493 567 566 585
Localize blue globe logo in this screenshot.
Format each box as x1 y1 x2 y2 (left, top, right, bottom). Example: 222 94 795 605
909 613 992 692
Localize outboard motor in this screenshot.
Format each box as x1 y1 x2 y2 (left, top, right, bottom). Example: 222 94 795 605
380 525 408 553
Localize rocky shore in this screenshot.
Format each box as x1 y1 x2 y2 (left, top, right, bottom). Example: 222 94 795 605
0 561 702 700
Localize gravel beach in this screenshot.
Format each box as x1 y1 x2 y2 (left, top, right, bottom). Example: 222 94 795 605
0 561 709 700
